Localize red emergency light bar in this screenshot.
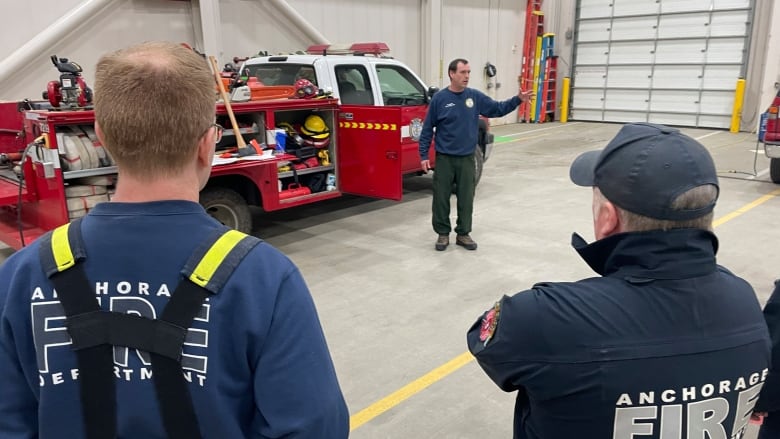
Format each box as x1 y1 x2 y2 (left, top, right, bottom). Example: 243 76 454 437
306 42 391 56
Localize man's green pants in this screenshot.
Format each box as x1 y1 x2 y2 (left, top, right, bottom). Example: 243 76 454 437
432 152 476 236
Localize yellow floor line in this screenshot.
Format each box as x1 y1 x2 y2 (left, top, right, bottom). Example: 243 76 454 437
713 188 780 227
349 351 474 431
349 187 780 431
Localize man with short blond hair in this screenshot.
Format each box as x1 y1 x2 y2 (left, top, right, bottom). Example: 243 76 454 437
0 41 348 438
468 122 770 438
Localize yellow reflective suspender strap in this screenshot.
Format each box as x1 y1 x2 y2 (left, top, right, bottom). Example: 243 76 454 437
40 219 88 278
51 223 76 272
188 229 257 291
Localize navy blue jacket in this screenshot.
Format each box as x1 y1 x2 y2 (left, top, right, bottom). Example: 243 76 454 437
0 201 349 438
756 280 780 414
468 229 770 439
418 88 520 160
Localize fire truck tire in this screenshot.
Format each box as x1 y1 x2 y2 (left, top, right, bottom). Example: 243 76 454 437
771 158 780 184
200 187 252 233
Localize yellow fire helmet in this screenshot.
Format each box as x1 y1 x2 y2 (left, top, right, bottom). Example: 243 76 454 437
300 114 330 140
277 122 298 137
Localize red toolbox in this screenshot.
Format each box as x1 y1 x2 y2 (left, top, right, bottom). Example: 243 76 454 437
279 183 311 200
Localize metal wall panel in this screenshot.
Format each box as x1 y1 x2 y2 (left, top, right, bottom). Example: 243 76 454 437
571 0 754 128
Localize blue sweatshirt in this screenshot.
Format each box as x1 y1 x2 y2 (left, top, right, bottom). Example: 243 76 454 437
0 201 349 439
418 88 520 160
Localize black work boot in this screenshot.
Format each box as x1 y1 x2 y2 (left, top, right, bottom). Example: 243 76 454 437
456 234 478 250
435 234 449 251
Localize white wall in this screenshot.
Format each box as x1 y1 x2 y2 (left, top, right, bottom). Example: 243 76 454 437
0 0 524 124
221 0 422 70
0 0 775 129
0 0 197 101
0 0 426 103
440 0 524 125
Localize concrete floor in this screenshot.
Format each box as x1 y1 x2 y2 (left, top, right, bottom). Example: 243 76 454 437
2 121 778 437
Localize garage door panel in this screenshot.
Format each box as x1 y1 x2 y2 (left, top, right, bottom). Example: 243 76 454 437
577 19 612 43
572 89 605 110
655 40 707 64
612 0 659 17
661 0 718 14
573 66 607 87
572 109 605 122
608 66 652 88
658 13 709 39
609 41 654 64
706 38 746 63
652 65 703 89
604 110 644 123
650 90 700 113
700 91 736 114
659 0 750 13
578 0 616 20
649 112 699 127
611 16 658 41
697 114 731 129
713 0 751 8
710 10 750 36
575 43 609 65
702 65 741 89
604 89 649 111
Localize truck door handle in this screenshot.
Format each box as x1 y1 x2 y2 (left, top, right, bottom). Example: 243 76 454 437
386 151 398 160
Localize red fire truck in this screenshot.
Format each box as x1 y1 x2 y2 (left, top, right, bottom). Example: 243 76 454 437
0 43 495 249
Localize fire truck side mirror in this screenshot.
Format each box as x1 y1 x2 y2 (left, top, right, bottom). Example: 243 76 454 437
426 86 439 103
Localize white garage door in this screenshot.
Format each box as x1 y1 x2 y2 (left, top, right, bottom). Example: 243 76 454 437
571 0 754 128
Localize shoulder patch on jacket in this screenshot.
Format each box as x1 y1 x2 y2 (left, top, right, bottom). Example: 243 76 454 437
479 301 501 346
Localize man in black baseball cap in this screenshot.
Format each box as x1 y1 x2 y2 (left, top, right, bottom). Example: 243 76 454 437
467 122 770 438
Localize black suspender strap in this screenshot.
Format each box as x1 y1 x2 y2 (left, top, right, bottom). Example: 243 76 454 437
40 221 261 439
40 218 116 439
150 281 208 439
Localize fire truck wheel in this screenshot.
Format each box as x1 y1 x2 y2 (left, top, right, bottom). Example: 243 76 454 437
200 187 252 233
474 145 484 186
771 158 780 184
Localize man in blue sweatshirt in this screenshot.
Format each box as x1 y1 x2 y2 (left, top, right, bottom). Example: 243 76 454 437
418 58 533 251
0 42 348 438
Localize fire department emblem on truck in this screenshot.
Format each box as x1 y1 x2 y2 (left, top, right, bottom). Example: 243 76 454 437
410 118 423 141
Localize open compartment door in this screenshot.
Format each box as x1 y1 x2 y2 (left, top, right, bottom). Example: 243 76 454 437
337 106 402 200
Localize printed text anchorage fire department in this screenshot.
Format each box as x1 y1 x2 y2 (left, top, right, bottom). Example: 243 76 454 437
30 281 209 387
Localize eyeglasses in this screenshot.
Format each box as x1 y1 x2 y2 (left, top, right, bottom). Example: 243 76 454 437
211 123 224 143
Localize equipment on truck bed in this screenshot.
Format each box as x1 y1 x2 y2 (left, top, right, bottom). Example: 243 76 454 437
42 55 93 109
